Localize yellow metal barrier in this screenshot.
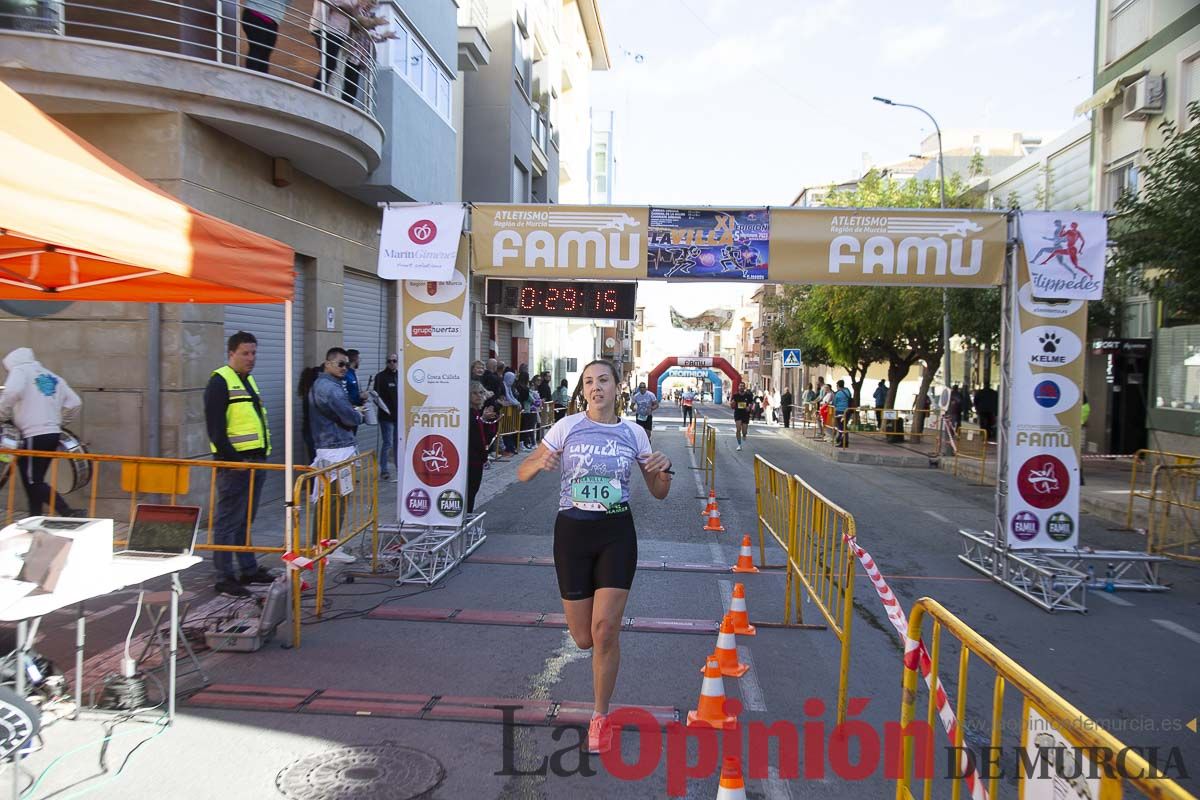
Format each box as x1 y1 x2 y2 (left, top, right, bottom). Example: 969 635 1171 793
953 425 989 485
0 448 302 560
1145 464 1200 562
753 454 854 725
289 451 379 647
702 424 717 494
897 598 1194 800
490 406 523 458
1127 449 1198 529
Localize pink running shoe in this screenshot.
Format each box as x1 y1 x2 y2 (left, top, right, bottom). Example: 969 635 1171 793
586 714 613 754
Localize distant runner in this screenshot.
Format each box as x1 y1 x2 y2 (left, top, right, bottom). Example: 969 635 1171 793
681 387 696 426
629 382 659 440
731 380 754 451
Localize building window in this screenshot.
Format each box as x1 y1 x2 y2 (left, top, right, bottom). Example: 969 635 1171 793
409 40 425 91
1107 0 1149 63
592 142 608 196
1154 325 1200 412
1104 159 1138 211
383 13 452 124
1183 53 1200 129
512 160 529 202
513 21 532 94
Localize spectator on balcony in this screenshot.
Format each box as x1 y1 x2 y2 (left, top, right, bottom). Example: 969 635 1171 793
242 0 288 74
308 0 352 92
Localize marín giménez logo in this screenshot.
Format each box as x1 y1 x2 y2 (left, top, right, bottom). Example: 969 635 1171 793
409 219 437 245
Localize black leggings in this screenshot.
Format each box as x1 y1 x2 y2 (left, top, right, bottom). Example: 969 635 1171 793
18 433 73 516
242 8 278 73
553 512 637 600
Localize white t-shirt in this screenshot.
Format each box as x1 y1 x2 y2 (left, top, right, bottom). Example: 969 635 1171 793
542 412 652 518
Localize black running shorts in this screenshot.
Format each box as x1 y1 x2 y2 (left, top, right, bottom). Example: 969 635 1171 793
553 511 638 600
635 415 653 433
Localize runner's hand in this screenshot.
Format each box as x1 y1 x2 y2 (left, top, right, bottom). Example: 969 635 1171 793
642 452 671 474
539 447 561 473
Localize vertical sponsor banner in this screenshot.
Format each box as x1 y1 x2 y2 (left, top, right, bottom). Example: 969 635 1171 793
1005 248 1087 549
399 258 470 526
377 204 465 281
647 208 769 281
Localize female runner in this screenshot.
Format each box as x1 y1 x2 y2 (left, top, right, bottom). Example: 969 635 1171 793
516 359 672 753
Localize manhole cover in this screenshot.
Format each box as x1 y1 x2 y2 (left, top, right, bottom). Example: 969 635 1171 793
276 743 444 800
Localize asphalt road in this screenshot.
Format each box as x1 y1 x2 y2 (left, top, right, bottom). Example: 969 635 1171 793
8 405 1199 799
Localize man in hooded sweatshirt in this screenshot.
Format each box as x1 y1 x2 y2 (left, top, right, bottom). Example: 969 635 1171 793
0 348 82 516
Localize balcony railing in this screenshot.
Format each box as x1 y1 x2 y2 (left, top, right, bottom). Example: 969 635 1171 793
0 0 380 116
457 0 487 31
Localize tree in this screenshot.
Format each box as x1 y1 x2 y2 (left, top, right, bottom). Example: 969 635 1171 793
1110 102 1200 321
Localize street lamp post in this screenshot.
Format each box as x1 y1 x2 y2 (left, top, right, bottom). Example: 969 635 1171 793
872 97 952 400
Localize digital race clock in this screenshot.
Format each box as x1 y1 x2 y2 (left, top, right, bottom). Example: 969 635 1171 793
484 279 636 320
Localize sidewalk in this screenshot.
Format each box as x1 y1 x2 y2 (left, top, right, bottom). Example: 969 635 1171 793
773 420 1154 532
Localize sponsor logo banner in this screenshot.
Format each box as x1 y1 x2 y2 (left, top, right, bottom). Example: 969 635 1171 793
1005 251 1085 549
1019 211 1107 300
400 269 470 526
378 204 465 281
647 208 769 281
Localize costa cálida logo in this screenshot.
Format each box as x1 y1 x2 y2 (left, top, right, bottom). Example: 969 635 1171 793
408 219 437 245
827 216 986 277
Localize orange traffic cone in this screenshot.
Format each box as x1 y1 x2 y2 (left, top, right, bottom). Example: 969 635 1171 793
729 583 756 636
731 535 759 573
715 756 747 800
687 657 737 729
703 501 725 532
703 613 749 677
701 488 716 516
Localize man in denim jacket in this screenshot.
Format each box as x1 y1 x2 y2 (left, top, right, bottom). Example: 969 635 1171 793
308 347 364 560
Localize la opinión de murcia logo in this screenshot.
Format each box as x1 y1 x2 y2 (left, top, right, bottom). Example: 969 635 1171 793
1017 455 1070 509
409 219 437 245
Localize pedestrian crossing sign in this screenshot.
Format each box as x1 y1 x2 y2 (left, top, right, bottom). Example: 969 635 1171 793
782 349 802 368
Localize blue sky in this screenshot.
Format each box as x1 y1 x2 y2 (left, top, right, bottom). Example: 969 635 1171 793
591 0 1096 207
590 0 1097 347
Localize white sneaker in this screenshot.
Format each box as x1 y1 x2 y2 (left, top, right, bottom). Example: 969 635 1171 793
736 444 742 451
326 548 356 563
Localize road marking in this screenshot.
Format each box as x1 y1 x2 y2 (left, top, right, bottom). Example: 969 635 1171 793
922 510 952 524
1091 591 1134 607
1152 619 1200 645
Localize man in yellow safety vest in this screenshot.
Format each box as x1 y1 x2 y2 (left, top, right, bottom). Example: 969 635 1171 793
204 330 276 597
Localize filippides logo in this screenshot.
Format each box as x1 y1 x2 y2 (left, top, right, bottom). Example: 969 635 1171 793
409 219 437 245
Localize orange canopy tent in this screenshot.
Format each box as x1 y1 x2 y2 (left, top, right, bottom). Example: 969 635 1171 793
0 78 300 557
0 79 293 303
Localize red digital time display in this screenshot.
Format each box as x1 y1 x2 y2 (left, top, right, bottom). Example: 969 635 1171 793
485 279 636 320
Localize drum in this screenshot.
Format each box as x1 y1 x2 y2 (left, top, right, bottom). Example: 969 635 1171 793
0 425 91 494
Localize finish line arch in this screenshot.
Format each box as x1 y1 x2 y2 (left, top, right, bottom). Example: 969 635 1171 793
648 356 740 406
656 366 725 404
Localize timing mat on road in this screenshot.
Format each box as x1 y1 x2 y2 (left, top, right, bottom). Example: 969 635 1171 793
366 606 727 635
466 554 784 574
187 683 679 727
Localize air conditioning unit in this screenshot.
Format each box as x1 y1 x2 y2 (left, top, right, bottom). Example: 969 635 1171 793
1122 75 1165 121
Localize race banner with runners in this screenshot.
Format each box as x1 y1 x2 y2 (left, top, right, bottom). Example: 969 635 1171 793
1004 247 1088 550
399 258 471 527
647 208 769 281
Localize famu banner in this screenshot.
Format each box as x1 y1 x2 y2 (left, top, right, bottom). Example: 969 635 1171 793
1005 247 1087 550
469 205 1006 287
769 208 1007 287
398 259 470 527
471 205 649 278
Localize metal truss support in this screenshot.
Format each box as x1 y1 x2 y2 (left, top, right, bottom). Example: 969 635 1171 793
392 513 488 586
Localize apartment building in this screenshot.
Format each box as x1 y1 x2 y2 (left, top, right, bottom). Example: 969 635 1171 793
0 0 459 472
461 0 611 387
1077 0 1200 454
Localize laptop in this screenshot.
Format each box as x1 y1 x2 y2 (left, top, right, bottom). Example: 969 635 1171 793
114 504 200 559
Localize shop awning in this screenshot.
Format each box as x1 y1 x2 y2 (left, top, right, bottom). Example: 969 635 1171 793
1074 71 1147 117
0 80 293 304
